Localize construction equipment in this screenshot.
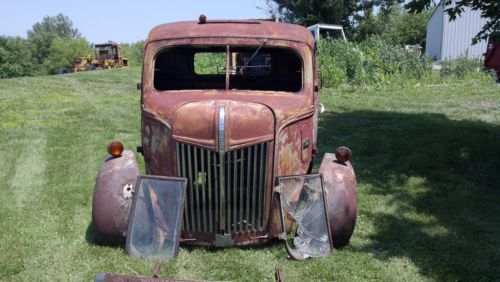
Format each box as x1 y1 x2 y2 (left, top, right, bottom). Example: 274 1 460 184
74 41 128 72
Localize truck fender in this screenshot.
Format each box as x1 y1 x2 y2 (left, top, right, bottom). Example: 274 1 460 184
92 150 139 244
319 153 357 248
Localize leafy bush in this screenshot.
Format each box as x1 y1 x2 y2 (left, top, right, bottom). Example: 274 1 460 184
440 56 485 79
317 38 432 87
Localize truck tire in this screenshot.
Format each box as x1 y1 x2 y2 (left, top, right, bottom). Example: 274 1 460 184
56 67 69 75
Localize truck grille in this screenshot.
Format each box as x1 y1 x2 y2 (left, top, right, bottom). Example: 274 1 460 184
176 142 269 234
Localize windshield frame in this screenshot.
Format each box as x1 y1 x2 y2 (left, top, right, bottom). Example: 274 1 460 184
147 39 308 95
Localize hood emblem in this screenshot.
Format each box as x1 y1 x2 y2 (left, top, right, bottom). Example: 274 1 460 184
218 106 226 153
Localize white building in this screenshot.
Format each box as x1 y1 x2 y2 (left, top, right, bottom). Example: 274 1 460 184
426 1 488 60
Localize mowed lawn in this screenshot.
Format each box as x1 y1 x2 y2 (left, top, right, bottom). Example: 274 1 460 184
0 68 499 281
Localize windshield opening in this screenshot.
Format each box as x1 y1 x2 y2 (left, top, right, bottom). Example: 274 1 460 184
153 45 302 92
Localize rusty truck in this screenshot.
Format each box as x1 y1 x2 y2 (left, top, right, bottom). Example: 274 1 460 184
92 17 357 261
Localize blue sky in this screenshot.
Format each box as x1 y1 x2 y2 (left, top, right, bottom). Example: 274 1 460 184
0 0 268 43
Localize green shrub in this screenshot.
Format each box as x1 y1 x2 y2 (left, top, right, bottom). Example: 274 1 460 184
317 38 432 87
440 56 485 79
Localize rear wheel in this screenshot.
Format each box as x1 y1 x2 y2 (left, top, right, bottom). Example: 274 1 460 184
56 67 69 75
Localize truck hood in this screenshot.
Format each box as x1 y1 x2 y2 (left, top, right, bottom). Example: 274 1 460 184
170 100 274 151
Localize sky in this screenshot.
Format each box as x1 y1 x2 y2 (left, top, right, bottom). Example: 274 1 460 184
0 0 269 43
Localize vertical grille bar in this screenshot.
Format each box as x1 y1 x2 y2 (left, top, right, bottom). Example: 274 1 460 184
233 149 238 232
176 143 184 229
261 144 268 227
213 151 219 231
245 147 252 230
187 145 195 231
201 148 207 232
207 150 213 232
257 143 265 227
239 148 244 231
252 144 258 228
181 144 190 230
227 151 232 233
194 147 201 232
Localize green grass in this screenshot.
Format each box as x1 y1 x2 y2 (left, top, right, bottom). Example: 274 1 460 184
1 68 499 281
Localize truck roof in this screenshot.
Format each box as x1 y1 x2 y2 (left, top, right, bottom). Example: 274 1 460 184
147 20 315 48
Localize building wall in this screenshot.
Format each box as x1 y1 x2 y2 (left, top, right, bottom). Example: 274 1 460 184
425 2 488 60
426 4 444 60
441 6 488 59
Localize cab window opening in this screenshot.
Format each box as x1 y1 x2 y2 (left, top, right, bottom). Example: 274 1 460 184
153 46 303 92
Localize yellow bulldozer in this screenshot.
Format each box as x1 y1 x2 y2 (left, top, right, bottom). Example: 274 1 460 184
74 42 128 72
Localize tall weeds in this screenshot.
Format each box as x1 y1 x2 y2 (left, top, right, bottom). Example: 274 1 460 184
317 39 491 87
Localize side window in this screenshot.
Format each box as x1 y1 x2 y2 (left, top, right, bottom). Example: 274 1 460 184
154 47 226 91
229 47 302 92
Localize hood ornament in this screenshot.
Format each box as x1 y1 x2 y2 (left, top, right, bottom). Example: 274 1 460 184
218 106 226 153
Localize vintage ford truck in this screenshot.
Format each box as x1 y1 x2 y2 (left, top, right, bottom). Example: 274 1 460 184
92 17 357 259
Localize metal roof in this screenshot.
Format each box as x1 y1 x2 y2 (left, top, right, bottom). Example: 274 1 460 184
307 24 344 30
147 20 315 47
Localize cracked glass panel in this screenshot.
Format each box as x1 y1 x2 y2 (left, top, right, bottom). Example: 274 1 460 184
278 174 332 259
126 176 187 260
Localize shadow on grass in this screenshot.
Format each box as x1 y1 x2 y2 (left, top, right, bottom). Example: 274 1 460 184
85 220 282 253
85 222 125 247
317 110 500 280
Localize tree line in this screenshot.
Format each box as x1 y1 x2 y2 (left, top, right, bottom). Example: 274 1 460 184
0 14 144 79
266 0 498 43
2 0 497 79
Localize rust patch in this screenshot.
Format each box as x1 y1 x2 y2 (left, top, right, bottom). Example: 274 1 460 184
142 111 175 176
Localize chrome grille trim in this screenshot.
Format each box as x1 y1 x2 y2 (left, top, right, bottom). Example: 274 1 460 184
176 142 269 234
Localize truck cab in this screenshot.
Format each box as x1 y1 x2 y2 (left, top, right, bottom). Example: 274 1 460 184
92 18 357 253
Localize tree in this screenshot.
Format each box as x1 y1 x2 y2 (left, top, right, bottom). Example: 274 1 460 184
268 0 358 30
120 40 145 67
27 13 81 66
352 5 398 42
0 36 34 78
43 37 90 74
405 0 499 43
386 9 431 45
